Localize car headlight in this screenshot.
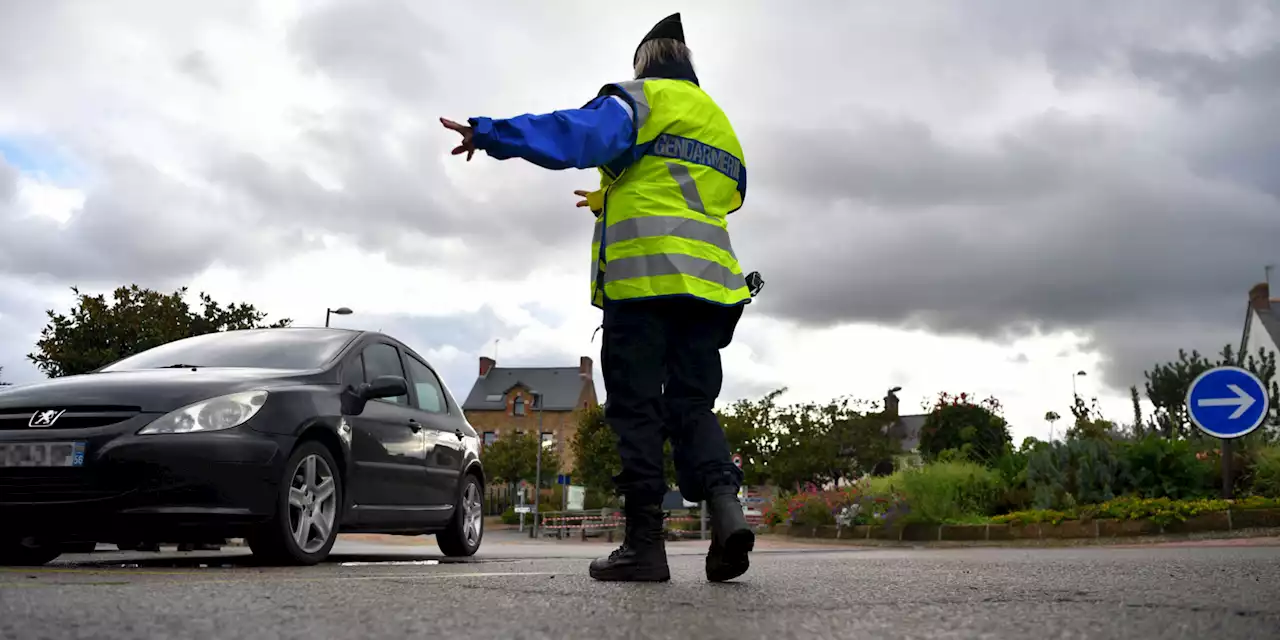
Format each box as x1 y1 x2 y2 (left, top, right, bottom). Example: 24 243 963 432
138 390 269 435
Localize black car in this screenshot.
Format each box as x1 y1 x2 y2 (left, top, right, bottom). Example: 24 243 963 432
0 327 486 566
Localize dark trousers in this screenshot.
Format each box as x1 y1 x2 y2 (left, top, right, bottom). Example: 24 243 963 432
601 297 746 506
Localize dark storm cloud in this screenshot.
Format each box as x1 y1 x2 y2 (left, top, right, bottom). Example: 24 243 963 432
741 105 1279 390
202 111 591 279
288 0 450 104
0 156 317 286
758 111 1076 209
2 0 1279 399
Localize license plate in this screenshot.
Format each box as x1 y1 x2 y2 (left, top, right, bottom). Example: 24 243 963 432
0 442 87 468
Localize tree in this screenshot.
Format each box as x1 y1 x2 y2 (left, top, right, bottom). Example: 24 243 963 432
918 392 1012 464
569 403 620 497
28 284 291 377
1044 411 1061 441
716 388 786 486
1066 394 1116 441
1142 348 1216 439
1129 385 1145 437
761 394 895 490
567 402 686 498
482 431 561 488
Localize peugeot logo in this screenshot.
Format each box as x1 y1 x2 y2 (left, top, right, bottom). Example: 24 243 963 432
29 409 66 428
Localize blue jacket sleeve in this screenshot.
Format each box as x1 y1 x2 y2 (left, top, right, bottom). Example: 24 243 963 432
467 96 635 170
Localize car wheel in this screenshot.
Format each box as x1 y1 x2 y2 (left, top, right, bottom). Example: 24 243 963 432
0 536 63 566
248 440 343 566
436 474 483 557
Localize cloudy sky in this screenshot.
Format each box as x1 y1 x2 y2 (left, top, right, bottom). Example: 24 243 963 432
1 0 1277 443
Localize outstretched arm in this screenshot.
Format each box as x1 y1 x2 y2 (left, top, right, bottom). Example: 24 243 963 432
444 96 636 170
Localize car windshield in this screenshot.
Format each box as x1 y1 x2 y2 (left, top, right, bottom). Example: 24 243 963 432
99 328 356 372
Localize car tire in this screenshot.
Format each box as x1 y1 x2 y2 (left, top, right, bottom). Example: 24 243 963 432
248 440 343 566
436 474 483 557
0 536 63 566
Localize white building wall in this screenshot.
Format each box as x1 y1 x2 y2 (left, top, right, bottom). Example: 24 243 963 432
1245 309 1279 391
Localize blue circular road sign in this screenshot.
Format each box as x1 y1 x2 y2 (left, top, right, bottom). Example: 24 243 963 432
1185 366 1270 439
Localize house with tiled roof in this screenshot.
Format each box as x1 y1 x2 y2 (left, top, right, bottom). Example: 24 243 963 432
1242 282 1280 392
837 388 928 476
880 388 927 472
462 356 598 473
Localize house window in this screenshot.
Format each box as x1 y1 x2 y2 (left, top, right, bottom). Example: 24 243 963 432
482 432 496 449
514 396 526 416
541 432 555 450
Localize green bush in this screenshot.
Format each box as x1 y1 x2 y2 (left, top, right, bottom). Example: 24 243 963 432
918 393 1012 465
789 494 838 527
874 461 1002 524
1026 440 1126 510
991 446 1031 513
584 489 617 510
500 507 521 526
994 496 1280 527
1250 446 1280 498
1118 435 1214 500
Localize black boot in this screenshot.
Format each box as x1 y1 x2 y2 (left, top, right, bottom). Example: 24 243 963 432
706 489 754 582
589 503 670 582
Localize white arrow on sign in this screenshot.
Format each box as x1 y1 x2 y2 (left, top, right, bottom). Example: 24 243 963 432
1196 384 1256 420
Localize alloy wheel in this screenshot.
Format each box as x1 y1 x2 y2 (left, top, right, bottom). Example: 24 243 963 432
463 481 483 547
288 454 338 554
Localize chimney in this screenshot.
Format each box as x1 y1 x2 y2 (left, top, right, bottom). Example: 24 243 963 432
579 356 594 380
884 388 900 420
479 357 496 378
1249 283 1271 311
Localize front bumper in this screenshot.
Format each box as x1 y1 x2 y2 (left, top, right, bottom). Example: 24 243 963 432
0 417 292 540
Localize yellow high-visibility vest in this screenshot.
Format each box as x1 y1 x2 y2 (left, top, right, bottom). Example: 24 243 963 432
586 77 750 308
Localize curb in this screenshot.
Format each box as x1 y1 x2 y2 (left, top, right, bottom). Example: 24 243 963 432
776 508 1280 544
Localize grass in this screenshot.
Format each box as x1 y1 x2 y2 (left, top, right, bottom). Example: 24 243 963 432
865 461 1002 524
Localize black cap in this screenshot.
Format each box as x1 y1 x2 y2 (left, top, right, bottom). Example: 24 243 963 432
634 13 685 64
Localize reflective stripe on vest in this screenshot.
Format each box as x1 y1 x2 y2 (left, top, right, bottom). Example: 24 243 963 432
589 77 750 308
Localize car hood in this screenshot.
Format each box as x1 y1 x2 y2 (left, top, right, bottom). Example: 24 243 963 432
0 368 316 413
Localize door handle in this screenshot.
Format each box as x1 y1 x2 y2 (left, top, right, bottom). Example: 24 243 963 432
408 420 422 433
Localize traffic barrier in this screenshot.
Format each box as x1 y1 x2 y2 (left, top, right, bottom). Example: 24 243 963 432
529 508 764 541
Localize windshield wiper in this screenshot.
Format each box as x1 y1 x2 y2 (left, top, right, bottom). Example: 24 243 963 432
158 363 203 369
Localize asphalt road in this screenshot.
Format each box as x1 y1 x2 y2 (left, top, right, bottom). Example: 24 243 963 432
3 532 1279 639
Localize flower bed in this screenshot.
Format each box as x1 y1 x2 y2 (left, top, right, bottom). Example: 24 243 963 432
777 496 1280 543
762 481 911 528
992 496 1280 527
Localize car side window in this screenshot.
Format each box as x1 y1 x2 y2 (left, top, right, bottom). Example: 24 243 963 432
403 356 446 414
361 343 408 406
340 355 365 392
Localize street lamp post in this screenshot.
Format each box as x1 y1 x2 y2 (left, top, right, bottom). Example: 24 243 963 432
531 390 544 539
1072 370 1087 399
325 306 353 328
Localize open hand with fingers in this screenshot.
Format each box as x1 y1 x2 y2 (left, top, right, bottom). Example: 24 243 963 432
575 189 604 214
439 117 476 161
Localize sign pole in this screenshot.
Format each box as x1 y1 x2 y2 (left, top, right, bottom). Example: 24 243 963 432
533 392 543 539
1222 437 1233 499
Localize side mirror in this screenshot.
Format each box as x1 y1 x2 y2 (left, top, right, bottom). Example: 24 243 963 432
341 375 408 416
363 375 409 400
